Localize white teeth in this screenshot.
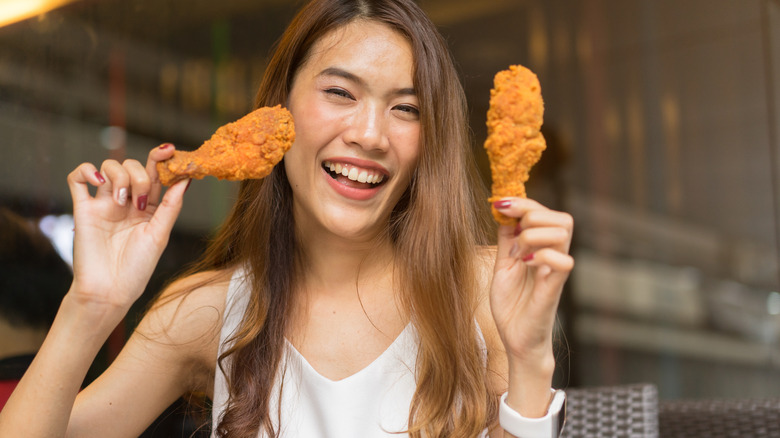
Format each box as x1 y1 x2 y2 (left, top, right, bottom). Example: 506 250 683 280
323 160 385 185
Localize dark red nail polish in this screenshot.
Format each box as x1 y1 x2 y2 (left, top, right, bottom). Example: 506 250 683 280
522 253 535 262
493 199 512 210
185 179 192 192
513 223 522 237
137 195 148 211
158 143 173 150
95 172 106 184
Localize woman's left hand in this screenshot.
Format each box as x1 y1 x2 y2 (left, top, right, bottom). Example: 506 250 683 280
489 197 574 370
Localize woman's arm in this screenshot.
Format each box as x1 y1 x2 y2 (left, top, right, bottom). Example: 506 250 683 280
0 274 224 438
66 273 227 437
0 145 191 436
482 197 574 437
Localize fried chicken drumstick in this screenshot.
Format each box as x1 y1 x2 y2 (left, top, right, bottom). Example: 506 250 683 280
484 65 546 225
156 105 295 186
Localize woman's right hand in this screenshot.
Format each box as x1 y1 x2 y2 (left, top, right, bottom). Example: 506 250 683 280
0 144 190 437
65 144 188 320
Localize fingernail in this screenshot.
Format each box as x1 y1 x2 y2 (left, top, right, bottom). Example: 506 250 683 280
159 143 173 150
513 223 522 237
117 188 128 206
137 195 148 211
95 172 106 184
185 179 192 192
522 253 535 262
493 199 512 210
509 242 519 258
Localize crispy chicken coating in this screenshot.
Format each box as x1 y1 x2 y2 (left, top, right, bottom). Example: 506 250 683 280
484 65 546 225
156 105 295 186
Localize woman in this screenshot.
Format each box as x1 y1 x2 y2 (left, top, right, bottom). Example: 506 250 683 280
0 0 573 437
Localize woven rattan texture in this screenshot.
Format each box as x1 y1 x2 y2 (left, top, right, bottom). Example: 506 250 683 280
561 383 659 438
659 398 780 437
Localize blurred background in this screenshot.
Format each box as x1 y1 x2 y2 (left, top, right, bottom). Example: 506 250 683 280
0 0 778 435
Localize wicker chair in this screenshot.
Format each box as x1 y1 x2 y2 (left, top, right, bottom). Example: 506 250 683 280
559 382 780 438
561 383 659 438
658 397 780 437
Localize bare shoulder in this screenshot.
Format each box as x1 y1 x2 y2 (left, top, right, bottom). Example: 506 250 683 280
474 246 509 393
132 269 233 390
138 269 232 353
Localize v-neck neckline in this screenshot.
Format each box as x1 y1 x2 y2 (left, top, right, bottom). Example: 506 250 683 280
283 323 413 384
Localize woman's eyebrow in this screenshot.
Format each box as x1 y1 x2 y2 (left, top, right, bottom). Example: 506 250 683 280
318 67 416 97
319 67 365 86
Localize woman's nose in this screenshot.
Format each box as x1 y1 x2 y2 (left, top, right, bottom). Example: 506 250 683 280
343 103 390 152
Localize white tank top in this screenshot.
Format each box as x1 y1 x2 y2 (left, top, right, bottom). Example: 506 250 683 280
211 268 488 438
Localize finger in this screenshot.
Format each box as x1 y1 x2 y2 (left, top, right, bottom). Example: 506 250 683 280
524 248 574 284
517 209 573 236
492 197 547 221
497 222 567 265
67 163 105 205
122 159 152 211
148 178 188 240
146 143 175 206
515 226 572 254
99 160 132 206
494 199 573 262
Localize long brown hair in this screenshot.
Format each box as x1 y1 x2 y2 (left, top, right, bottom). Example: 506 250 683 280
177 0 495 436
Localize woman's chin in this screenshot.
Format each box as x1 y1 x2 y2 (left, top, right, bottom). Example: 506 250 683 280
312 211 389 243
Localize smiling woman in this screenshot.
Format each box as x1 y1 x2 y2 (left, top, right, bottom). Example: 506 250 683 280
0 1 574 437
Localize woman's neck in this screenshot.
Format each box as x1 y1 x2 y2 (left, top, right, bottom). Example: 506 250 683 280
298 227 396 297
289 224 407 348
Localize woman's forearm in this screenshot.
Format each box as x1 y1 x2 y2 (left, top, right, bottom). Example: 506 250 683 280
505 353 556 418
0 292 124 437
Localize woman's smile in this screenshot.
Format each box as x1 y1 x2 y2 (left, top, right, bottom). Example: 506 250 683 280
320 158 389 201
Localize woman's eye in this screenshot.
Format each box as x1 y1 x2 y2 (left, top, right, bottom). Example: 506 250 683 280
325 88 353 99
393 104 420 118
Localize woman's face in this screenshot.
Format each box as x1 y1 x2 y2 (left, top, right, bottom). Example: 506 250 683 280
285 20 420 242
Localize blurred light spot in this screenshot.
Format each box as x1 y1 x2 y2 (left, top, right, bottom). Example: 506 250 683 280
159 62 179 103
576 28 592 65
529 6 548 73
661 92 683 212
39 214 74 269
216 60 249 116
100 126 126 151
553 21 570 65
0 0 77 28
627 89 646 209
604 102 621 144
768 292 780 316
661 93 680 133
181 60 212 111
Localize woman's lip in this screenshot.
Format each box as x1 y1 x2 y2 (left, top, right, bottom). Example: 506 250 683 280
321 166 383 201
